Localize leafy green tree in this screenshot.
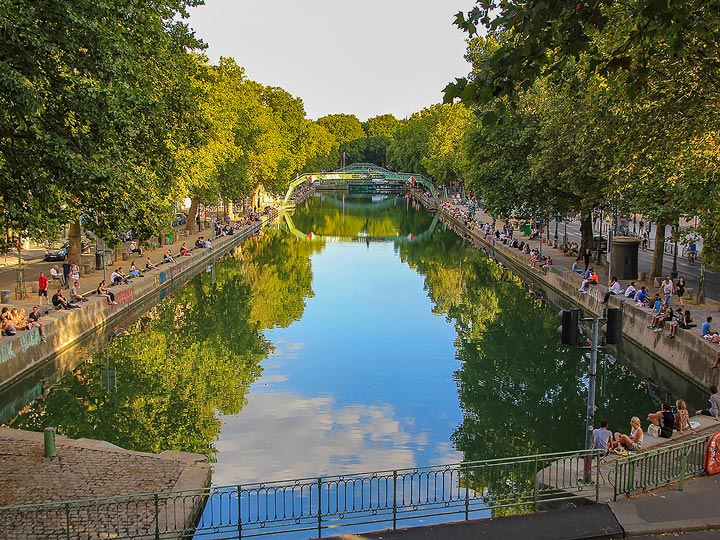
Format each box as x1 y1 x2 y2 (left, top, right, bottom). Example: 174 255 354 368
364 114 401 138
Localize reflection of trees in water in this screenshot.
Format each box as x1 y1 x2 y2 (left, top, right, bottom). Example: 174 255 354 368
291 194 435 239
399 229 660 516
13 231 322 459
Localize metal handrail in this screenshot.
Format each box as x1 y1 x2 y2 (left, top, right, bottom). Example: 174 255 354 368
0 449 601 539
613 433 710 501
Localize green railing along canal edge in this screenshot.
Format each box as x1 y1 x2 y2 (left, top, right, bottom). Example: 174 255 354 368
0 438 710 539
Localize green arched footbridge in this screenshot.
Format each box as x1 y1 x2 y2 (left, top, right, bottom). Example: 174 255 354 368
282 163 441 206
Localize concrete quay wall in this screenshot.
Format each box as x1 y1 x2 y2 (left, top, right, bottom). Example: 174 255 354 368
0 215 275 392
438 208 717 390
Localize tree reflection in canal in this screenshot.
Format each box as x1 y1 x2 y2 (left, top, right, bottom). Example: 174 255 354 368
8 194 695 488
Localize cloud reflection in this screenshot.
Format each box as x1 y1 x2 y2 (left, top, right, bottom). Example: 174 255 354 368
214 391 459 485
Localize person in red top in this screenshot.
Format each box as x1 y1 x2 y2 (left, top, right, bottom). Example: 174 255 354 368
38 272 49 305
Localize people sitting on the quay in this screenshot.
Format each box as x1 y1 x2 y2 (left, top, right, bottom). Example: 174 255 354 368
69 280 88 302
110 267 130 286
523 243 531 254
695 385 720 419
613 416 643 453
49 264 63 285
647 403 675 438
680 309 696 329
529 249 539 267
97 280 117 305
128 261 142 278
624 282 637 298
179 243 192 256
540 256 553 275
52 288 79 310
27 306 46 340
649 303 673 333
129 240 143 256
1 307 17 336
571 258 583 273
649 294 662 316
602 276 623 304
163 249 175 263
701 316 719 339
568 241 579 257
9 308 26 330
667 308 683 339
145 257 158 271
675 399 692 432
591 420 614 455
578 281 591 294
634 286 650 306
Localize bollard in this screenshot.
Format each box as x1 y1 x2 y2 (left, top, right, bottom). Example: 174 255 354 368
44 427 57 458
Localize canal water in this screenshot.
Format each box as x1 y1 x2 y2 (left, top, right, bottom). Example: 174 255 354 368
4 194 704 488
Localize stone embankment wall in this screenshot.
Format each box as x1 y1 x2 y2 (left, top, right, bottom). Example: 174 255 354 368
436 206 717 390
0 214 277 391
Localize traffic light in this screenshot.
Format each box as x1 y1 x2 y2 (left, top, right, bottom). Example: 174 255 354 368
561 309 579 345
606 308 623 345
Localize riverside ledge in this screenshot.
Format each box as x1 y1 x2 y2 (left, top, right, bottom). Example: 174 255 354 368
0 211 280 392
424 196 720 390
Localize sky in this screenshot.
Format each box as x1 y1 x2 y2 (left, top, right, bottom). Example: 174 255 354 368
187 0 476 121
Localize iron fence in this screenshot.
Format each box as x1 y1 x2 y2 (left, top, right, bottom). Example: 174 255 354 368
613 433 711 500
0 449 600 540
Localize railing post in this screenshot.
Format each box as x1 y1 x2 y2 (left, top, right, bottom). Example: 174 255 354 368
237 485 243 538
532 457 539 511
65 502 71 540
393 470 398 530
317 477 322 539
464 464 470 520
627 461 636 495
679 453 688 492
154 494 160 540
613 461 619 502
595 452 600 503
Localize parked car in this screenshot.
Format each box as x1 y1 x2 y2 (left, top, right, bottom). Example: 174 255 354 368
44 240 91 261
172 213 188 227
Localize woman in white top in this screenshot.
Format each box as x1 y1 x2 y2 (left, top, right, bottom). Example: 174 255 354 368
614 416 644 451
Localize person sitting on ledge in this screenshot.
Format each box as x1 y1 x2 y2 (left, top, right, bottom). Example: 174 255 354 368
9 308 27 330
69 280 88 302
571 258 583 273
27 306 46 340
602 276 623 304
1 307 17 336
179 243 192 256
145 258 158 271
624 281 637 298
97 280 117 305
52 288 79 310
195 236 205 248
647 403 675 438
614 416 644 452
129 240 143 256
128 261 142 278
110 267 130 286
634 286 650 306
667 308 683 339
679 309 696 329
163 249 175 263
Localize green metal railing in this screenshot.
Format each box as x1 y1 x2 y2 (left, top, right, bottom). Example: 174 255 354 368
612 433 710 500
0 450 600 539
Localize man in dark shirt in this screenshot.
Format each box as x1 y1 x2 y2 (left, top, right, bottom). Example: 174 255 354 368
52 288 79 310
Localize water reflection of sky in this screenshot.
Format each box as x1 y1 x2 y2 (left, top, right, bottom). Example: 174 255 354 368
213 241 463 486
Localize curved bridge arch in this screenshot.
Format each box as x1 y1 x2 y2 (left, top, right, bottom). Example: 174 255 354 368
283 164 440 206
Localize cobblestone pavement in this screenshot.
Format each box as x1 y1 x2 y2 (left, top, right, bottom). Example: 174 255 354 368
0 428 208 539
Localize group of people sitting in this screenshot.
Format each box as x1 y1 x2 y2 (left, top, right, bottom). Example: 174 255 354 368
592 397 700 456
1 306 46 339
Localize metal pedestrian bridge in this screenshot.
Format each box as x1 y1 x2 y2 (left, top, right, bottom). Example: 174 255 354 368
283 163 441 205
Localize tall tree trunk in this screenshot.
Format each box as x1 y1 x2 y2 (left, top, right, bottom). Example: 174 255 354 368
226 199 235 220
579 213 594 253
68 217 82 269
186 197 199 233
650 221 667 281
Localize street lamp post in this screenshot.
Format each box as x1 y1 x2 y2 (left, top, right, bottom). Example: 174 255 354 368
671 225 679 279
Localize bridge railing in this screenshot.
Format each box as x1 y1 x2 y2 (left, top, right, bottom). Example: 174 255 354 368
0 449 601 540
